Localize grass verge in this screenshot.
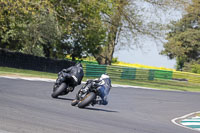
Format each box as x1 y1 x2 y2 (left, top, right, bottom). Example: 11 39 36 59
0 67 57 79
111 78 200 92
0 67 200 92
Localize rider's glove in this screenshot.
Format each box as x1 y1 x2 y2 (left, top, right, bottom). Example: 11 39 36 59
86 79 93 84
91 81 99 88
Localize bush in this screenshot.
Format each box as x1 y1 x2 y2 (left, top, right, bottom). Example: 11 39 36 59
183 61 200 74
191 64 200 74
111 57 119 63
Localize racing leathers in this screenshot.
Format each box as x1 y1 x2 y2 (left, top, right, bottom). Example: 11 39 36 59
55 63 84 92
86 77 112 105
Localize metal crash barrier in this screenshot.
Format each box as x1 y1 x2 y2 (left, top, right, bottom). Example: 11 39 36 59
82 63 200 84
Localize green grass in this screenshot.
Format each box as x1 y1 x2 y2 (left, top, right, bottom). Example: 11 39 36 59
0 67 57 79
0 67 200 92
111 78 200 92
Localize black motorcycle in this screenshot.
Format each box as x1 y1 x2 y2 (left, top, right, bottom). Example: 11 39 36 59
51 71 75 98
71 80 100 108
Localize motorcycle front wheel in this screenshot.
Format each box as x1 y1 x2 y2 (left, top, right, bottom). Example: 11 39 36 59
77 92 96 108
51 83 68 98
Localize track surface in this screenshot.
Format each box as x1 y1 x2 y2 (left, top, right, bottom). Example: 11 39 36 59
0 77 200 133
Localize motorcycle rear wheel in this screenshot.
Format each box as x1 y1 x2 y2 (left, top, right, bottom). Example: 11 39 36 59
78 92 96 108
51 83 68 98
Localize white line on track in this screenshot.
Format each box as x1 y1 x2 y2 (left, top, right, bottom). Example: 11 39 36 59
0 76 55 82
182 119 200 121
182 123 200 125
2 75 200 93
0 76 156 90
171 111 200 132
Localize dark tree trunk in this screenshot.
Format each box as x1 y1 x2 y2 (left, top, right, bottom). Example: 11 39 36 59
42 42 52 58
93 1 124 65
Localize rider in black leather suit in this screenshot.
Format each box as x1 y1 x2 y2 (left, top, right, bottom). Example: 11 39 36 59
55 63 84 92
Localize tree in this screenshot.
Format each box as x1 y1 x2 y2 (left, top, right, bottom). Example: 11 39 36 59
0 0 188 64
51 0 109 61
92 0 188 65
55 0 187 64
0 0 61 57
161 0 200 71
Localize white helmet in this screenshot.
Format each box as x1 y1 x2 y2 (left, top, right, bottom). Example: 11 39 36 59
100 74 109 80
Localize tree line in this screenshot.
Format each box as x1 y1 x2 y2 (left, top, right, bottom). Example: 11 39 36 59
161 0 200 73
1 0 199 74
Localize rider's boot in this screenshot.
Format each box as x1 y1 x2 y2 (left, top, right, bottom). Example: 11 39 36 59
91 100 102 106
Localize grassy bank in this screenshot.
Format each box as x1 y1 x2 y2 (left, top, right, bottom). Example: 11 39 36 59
0 67 57 79
0 67 200 92
112 78 200 92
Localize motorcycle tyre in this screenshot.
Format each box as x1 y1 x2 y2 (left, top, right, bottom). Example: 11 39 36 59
71 100 79 106
51 83 68 98
78 92 96 108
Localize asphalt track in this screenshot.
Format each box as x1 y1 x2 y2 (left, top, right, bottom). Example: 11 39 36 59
0 77 200 133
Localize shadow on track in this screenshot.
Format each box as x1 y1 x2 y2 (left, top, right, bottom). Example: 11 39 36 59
54 97 118 113
83 107 118 113
55 97 74 101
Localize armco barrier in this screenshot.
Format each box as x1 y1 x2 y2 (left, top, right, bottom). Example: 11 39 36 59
135 69 149 80
82 63 200 83
85 64 107 77
173 71 200 84
148 69 155 80
121 67 136 80
82 63 175 81
154 70 173 80
105 65 123 79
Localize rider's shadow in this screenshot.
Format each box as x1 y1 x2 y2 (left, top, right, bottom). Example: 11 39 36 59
83 107 118 113
53 97 118 113
55 97 74 101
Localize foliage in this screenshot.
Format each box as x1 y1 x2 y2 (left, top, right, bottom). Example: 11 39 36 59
0 0 61 57
0 0 188 64
92 0 188 65
53 0 109 60
183 60 200 74
162 0 200 72
191 64 200 74
111 57 119 64
176 56 186 71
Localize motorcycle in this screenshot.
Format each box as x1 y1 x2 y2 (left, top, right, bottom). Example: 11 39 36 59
51 71 75 98
71 80 100 108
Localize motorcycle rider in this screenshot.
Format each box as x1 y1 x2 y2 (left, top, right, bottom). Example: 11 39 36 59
72 73 112 106
53 62 84 95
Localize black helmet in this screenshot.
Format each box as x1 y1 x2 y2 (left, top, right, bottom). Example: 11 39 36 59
75 62 82 68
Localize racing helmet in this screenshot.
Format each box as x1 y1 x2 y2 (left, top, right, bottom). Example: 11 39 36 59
100 74 109 80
